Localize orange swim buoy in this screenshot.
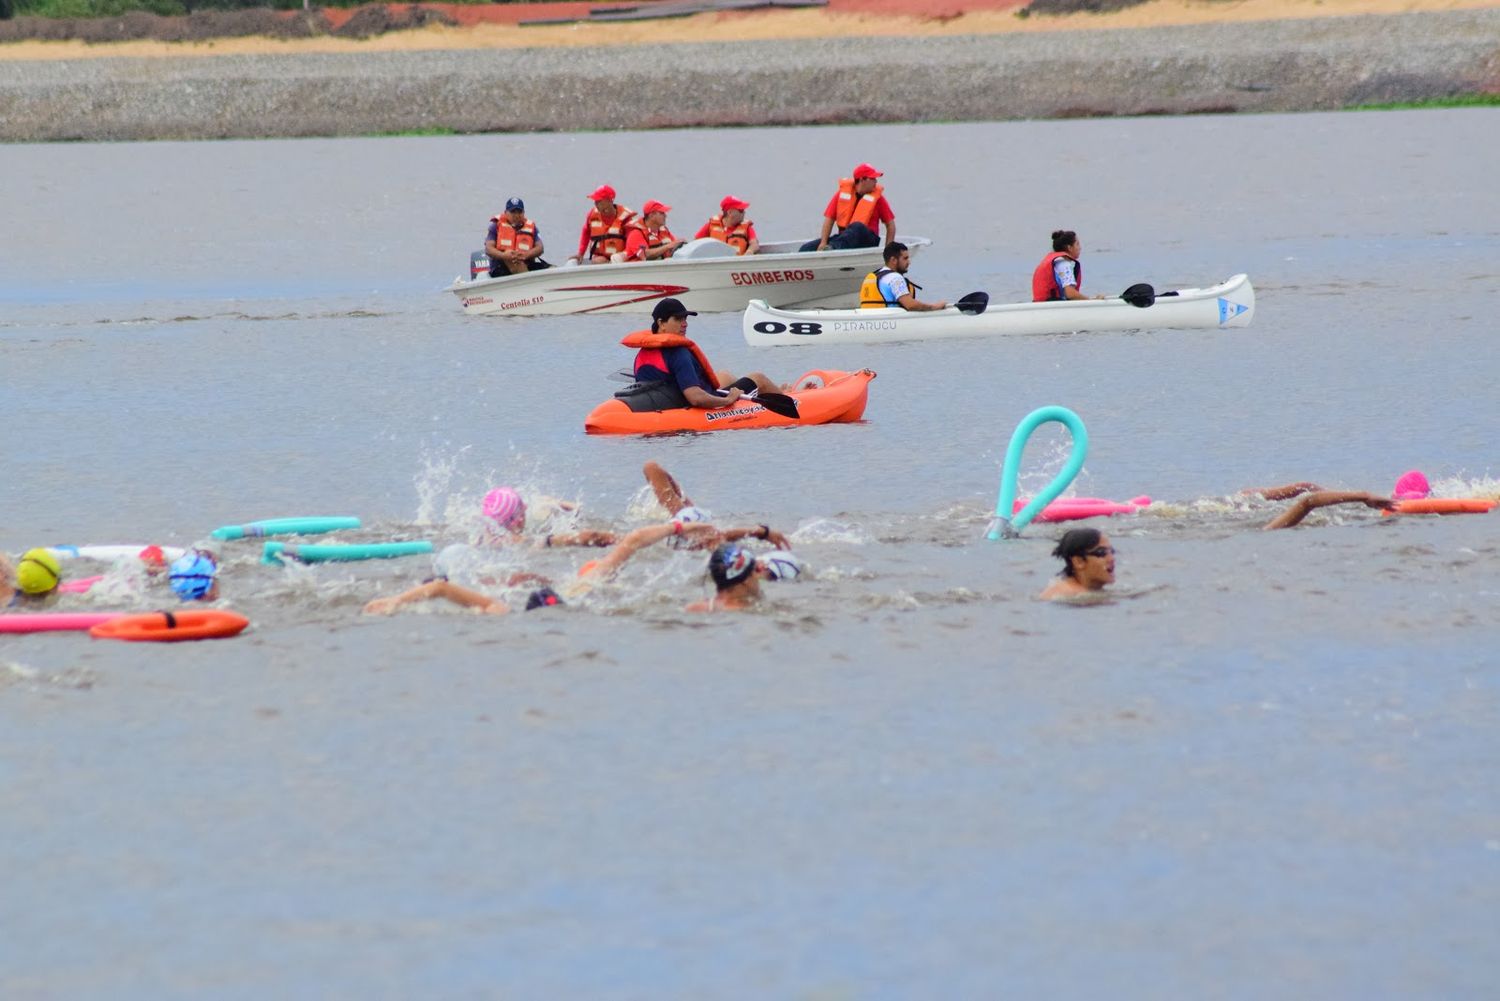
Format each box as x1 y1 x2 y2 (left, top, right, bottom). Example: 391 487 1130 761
89 609 250 642
1383 498 1497 516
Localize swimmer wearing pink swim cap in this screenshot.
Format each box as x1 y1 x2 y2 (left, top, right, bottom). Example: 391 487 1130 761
1392 470 1431 501
482 487 527 534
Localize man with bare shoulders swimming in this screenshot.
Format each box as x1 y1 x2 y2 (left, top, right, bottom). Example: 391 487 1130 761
1039 528 1116 600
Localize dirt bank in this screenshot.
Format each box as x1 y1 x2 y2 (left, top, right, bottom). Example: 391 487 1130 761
0 3 1495 141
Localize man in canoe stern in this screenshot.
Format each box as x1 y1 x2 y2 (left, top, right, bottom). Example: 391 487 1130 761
800 162 896 253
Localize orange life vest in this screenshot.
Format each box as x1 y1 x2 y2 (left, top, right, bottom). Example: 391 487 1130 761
621 330 719 389
834 178 884 230
1032 251 1081 302
587 205 638 258
634 224 678 258
706 214 753 255
491 215 538 254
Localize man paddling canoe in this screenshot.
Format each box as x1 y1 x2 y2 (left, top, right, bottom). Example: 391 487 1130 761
860 241 947 311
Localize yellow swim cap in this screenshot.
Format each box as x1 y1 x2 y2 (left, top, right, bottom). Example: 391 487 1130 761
16 548 62 595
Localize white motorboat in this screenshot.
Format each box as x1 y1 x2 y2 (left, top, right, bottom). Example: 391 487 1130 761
742 274 1255 346
446 236 930 317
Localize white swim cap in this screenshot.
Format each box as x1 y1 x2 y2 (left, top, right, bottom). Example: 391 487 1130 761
759 551 803 582
667 505 712 549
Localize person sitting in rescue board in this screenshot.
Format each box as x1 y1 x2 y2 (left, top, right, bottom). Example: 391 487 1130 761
571 184 638 264
1032 229 1107 302
800 162 895 252
695 196 759 256
860 242 947 311
622 200 685 262
615 298 787 413
485 197 550 277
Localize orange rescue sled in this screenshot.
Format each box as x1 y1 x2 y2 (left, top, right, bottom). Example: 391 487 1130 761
90 609 250 642
584 369 874 435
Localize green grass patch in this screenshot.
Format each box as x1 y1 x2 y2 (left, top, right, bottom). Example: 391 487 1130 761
1348 93 1500 111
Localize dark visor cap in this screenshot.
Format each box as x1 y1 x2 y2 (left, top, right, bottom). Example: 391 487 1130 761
651 297 697 321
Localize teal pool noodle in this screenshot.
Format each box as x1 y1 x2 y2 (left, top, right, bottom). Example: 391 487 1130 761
213 517 362 541
262 540 433 565
988 406 1089 540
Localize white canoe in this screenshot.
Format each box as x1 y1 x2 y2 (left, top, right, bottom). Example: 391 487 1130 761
743 273 1255 346
447 236 930 317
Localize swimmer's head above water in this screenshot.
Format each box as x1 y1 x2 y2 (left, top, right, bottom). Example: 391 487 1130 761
482 487 527 536
15 548 62 597
168 549 220 602
1040 529 1116 600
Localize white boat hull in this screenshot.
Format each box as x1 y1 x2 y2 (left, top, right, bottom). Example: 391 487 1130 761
743 273 1255 346
446 237 930 317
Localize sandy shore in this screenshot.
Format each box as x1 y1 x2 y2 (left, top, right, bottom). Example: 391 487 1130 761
0 1 1496 140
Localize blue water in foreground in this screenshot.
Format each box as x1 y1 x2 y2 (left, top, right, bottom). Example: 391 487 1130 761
2 110 1498 997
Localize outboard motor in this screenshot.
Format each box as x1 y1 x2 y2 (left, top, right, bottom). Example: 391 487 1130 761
470 249 492 281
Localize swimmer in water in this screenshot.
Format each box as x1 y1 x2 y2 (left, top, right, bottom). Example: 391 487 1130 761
1245 470 1421 529
684 542 779 612
2 548 63 608
640 460 792 549
479 486 618 549
1039 528 1116 600
168 549 221 601
362 581 563 616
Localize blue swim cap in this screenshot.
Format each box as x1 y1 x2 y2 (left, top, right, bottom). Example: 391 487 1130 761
708 543 756 590
168 550 218 601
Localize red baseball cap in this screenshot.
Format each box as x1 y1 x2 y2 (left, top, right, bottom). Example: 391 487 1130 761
720 195 750 212
852 163 883 179
588 184 616 201
641 199 671 215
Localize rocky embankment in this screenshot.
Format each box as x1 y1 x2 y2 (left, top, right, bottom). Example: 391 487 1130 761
1 9 1496 141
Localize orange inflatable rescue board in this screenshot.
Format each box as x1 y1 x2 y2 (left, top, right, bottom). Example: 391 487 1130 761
585 369 875 435
90 609 250 642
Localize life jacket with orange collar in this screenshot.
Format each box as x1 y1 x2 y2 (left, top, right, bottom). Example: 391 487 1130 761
1032 251 1081 302
490 214 538 254
834 177 884 231
633 223 679 259
622 330 719 388
587 205 638 258
706 214 753 255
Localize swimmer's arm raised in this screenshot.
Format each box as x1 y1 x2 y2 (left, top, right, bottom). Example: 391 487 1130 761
1263 490 1394 530
1246 481 1323 500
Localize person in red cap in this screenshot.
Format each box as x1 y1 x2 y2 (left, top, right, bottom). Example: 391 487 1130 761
571 184 638 264
800 163 895 252
622 200 685 262
694 195 759 256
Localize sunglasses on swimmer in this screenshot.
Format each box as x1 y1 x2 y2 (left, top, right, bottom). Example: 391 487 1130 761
1086 546 1115 558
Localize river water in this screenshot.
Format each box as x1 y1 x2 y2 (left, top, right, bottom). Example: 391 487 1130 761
3 110 1498 997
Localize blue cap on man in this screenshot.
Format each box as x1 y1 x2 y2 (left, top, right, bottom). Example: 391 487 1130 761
505 197 525 211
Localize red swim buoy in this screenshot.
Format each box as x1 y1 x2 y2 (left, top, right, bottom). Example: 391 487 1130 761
89 609 249 642
1383 498 1496 517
